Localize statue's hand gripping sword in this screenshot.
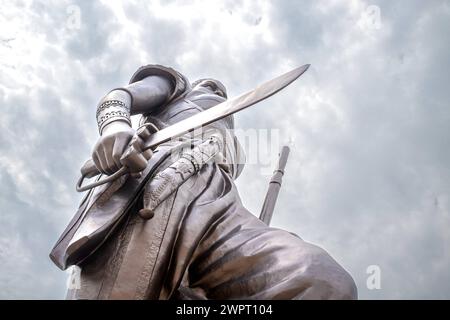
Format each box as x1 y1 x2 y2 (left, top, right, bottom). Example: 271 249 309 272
76 64 310 192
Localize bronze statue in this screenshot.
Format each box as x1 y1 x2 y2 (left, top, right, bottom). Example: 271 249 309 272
50 64 357 300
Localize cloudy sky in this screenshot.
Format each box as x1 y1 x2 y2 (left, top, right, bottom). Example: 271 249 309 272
0 0 449 299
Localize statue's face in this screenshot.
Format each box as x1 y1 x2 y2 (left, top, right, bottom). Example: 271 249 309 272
193 79 227 98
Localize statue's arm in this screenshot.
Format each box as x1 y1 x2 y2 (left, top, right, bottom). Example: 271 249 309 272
91 64 189 174
125 75 173 115
97 64 188 132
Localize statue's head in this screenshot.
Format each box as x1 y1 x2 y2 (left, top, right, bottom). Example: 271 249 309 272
191 78 227 99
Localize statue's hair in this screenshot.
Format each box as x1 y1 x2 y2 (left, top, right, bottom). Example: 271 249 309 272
191 78 227 98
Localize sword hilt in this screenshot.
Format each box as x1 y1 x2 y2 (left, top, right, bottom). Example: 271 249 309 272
76 126 154 192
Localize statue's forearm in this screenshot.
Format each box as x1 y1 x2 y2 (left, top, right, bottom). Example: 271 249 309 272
125 75 173 115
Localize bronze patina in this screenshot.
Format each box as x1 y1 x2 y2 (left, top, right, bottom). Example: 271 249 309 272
50 64 357 300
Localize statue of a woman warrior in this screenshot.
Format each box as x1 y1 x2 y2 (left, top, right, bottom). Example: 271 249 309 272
50 64 357 300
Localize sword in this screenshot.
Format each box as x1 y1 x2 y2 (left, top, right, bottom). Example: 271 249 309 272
76 64 310 192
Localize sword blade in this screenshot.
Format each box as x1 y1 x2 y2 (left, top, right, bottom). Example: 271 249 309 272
143 64 310 151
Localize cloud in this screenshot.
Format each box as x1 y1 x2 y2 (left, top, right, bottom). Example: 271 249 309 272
0 0 448 299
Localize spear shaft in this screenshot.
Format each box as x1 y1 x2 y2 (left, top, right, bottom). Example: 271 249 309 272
259 146 290 225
